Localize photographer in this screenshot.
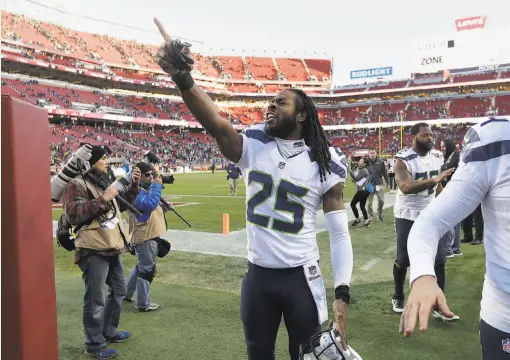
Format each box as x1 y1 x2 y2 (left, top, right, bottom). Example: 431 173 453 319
125 162 168 312
62 145 134 359
347 156 372 228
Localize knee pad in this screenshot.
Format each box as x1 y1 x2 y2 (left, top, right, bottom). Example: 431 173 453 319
139 265 157 283
395 258 410 269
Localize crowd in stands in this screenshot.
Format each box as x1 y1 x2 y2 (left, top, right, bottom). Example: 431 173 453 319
4 77 510 127
1 10 332 89
3 11 510 172
49 122 225 170
48 120 470 171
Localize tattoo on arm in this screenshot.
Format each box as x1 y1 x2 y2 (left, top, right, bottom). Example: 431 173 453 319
394 159 437 195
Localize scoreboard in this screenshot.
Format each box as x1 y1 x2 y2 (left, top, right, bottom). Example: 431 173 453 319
410 15 510 74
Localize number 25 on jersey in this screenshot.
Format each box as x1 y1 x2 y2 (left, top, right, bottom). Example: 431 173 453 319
247 170 309 235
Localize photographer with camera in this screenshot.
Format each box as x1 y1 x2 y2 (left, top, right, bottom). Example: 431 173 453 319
62 145 134 359
124 162 170 312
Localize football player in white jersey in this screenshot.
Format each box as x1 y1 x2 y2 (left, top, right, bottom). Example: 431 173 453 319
391 123 456 317
154 20 354 360
400 118 510 359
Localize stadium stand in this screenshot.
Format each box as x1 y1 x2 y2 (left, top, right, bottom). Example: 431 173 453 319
2 9 510 172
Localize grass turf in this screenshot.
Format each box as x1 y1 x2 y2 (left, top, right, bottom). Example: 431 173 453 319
52 172 485 359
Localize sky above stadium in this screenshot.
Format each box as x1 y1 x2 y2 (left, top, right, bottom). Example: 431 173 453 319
3 0 508 85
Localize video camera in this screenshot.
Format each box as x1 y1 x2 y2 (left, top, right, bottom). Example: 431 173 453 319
142 150 174 185
112 149 174 194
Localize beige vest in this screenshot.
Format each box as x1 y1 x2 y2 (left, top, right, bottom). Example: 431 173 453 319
128 203 167 246
71 177 128 251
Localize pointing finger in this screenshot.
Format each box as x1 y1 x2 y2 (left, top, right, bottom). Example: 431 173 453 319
154 17 171 43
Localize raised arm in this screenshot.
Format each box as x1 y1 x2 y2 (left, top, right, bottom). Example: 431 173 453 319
394 159 453 195
347 168 366 182
153 18 243 163
180 87 243 163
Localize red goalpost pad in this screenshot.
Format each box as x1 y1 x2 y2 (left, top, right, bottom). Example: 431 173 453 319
1 96 59 360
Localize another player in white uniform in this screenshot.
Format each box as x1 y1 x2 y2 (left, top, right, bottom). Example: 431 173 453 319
391 123 456 318
400 118 510 359
154 20 355 360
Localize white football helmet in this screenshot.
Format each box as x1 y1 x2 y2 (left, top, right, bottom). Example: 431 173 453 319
300 324 363 360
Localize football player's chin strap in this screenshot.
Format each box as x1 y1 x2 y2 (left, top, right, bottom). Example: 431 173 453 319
325 209 353 304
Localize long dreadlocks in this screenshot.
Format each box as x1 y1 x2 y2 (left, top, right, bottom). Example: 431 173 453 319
289 89 332 182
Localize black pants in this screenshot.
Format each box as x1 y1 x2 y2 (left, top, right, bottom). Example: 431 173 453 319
480 319 510 359
389 173 396 190
240 262 321 360
395 218 447 268
462 204 484 242
351 190 369 220
393 218 447 300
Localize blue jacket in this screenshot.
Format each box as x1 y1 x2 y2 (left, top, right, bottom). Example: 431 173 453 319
227 163 241 179
133 182 163 223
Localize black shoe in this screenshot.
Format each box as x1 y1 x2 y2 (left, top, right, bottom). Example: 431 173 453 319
351 219 361 227
471 239 483 245
461 238 473 243
392 298 404 314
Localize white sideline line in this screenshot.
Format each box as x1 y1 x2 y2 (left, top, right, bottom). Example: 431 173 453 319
361 259 379 271
383 245 397 254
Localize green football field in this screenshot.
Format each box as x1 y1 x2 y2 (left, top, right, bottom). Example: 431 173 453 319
52 172 486 360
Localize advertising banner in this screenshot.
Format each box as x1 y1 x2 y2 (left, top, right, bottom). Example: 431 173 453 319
455 16 487 32
350 67 393 79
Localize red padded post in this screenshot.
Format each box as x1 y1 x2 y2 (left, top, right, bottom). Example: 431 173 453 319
1 96 59 360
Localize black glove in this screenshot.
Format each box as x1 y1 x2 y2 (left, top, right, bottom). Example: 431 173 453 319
154 18 195 90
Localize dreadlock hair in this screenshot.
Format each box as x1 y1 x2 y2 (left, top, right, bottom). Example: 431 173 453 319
288 89 331 182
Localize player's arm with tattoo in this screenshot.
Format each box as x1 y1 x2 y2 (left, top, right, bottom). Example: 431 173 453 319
322 182 352 351
394 159 454 195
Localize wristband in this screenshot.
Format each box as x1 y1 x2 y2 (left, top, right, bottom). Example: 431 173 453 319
171 71 195 91
335 285 350 304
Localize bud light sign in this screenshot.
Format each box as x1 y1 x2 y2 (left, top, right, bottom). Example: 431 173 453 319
350 67 393 79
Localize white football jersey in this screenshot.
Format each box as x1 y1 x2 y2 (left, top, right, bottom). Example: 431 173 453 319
408 118 510 333
393 148 444 221
237 124 348 268
460 119 510 332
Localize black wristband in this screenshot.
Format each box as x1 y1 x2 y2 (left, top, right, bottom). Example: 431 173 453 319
171 71 195 91
334 285 350 304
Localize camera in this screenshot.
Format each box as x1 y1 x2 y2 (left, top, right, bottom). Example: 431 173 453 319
160 174 175 184
143 150 174 185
